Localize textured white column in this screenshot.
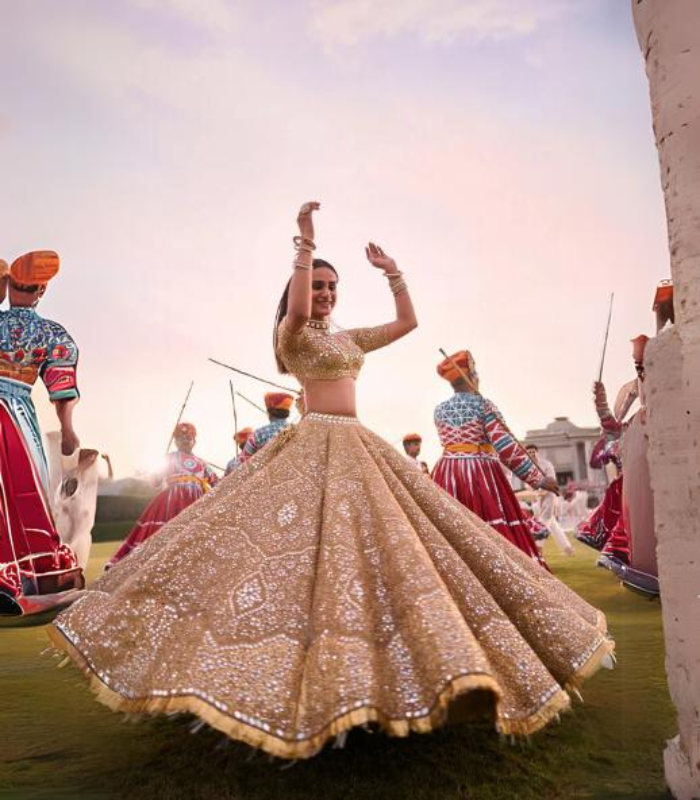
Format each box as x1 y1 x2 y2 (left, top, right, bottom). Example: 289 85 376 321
632 2 700 798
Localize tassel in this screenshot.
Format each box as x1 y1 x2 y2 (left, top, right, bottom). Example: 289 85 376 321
333 731 348 749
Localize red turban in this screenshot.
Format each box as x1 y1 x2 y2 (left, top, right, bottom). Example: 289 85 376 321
235 427 253 445
174 422 196 439
403 433 422 444
11 251 60 287
264 392 294 412
437 350 476 384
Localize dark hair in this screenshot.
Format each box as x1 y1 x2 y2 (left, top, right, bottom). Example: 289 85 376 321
273 259 339 373
526 443 538 452
268 408 291 420
10 280 41 293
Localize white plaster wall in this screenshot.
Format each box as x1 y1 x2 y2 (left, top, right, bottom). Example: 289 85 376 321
632 1 700 797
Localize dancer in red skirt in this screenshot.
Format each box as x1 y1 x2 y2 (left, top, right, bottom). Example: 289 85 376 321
576 379 630 553
0 252 84 618
431 350 559 566
106 422 218 568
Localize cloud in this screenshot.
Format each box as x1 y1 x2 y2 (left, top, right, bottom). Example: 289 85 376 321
127 0 238 36
308 0 573 48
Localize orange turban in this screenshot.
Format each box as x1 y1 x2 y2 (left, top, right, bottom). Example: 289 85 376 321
652 280 673 310
403 433 422 444
631 335 649 363
174 422 196 439
235 427 253 445
264 392 294 412
437 350 476 384
10 251 60 287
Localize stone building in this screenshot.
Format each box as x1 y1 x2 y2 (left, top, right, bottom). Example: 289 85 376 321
522 417 605 488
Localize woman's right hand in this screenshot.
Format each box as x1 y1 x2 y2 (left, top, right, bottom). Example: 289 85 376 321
297 201 320 241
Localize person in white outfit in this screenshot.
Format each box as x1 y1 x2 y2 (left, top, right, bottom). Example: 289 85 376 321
525 445 574 556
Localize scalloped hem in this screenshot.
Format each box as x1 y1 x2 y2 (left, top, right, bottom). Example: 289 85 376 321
563 631 615 693
47 624 613 759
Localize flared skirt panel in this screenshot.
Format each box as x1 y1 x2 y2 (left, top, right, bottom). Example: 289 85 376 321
107 483 205 568
576 476 623 552
51 414 612 758
0 401 81 599
432 454 545 566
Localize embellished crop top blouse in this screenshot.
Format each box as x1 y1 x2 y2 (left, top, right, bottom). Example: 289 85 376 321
276 318 390 382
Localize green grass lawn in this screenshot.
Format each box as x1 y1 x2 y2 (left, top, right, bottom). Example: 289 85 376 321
0 531 675 800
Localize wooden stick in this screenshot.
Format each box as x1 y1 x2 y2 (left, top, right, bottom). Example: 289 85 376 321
230 380 240 454
165 381 194 454
208 358 300 394
597 292 615 383
235 391 268 415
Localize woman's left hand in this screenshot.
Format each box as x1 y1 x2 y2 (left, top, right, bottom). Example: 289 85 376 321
365 242 398 275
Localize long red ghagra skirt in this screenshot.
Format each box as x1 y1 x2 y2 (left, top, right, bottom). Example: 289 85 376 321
432 454 546 567
107 482 206 568
0 402 81 599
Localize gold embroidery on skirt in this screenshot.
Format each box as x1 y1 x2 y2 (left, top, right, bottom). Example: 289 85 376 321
50 414 614 759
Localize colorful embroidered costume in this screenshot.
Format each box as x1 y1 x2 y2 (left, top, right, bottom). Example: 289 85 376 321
236 419 289 466
432 391 547 565
233 393 294 468
225 427 253 475
51 317 612 759
576 380 629 554
0 284 83 610
0 307 79 488
107 449 218 568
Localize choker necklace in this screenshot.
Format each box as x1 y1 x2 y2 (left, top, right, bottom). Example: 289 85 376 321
307 319 330 330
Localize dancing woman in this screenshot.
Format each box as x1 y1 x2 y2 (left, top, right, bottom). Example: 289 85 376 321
50 203 613 759
106 422 218 569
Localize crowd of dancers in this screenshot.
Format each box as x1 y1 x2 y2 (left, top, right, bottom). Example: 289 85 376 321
2 201 667 758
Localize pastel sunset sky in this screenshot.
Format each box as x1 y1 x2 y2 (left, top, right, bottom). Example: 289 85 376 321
2 0 668 476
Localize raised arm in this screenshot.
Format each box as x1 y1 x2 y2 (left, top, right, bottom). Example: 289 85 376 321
285 202 320 333
593 381 621 434
365 243 418 344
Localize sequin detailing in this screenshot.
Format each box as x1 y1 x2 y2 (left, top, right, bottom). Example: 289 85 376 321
51 413 612 759
276 318 390 381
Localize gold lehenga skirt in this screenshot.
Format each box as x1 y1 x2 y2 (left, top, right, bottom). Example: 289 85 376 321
49 413 613 759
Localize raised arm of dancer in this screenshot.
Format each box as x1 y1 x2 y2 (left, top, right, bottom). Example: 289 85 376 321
101 453 114 480
593 381 621 433
285 201 320 333
360 242 418 346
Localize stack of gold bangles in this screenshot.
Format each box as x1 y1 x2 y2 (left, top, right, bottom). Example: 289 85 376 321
385 270 408 295
292 235 315 271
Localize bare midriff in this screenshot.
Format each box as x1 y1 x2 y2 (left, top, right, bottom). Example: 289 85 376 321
303 377 357 417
